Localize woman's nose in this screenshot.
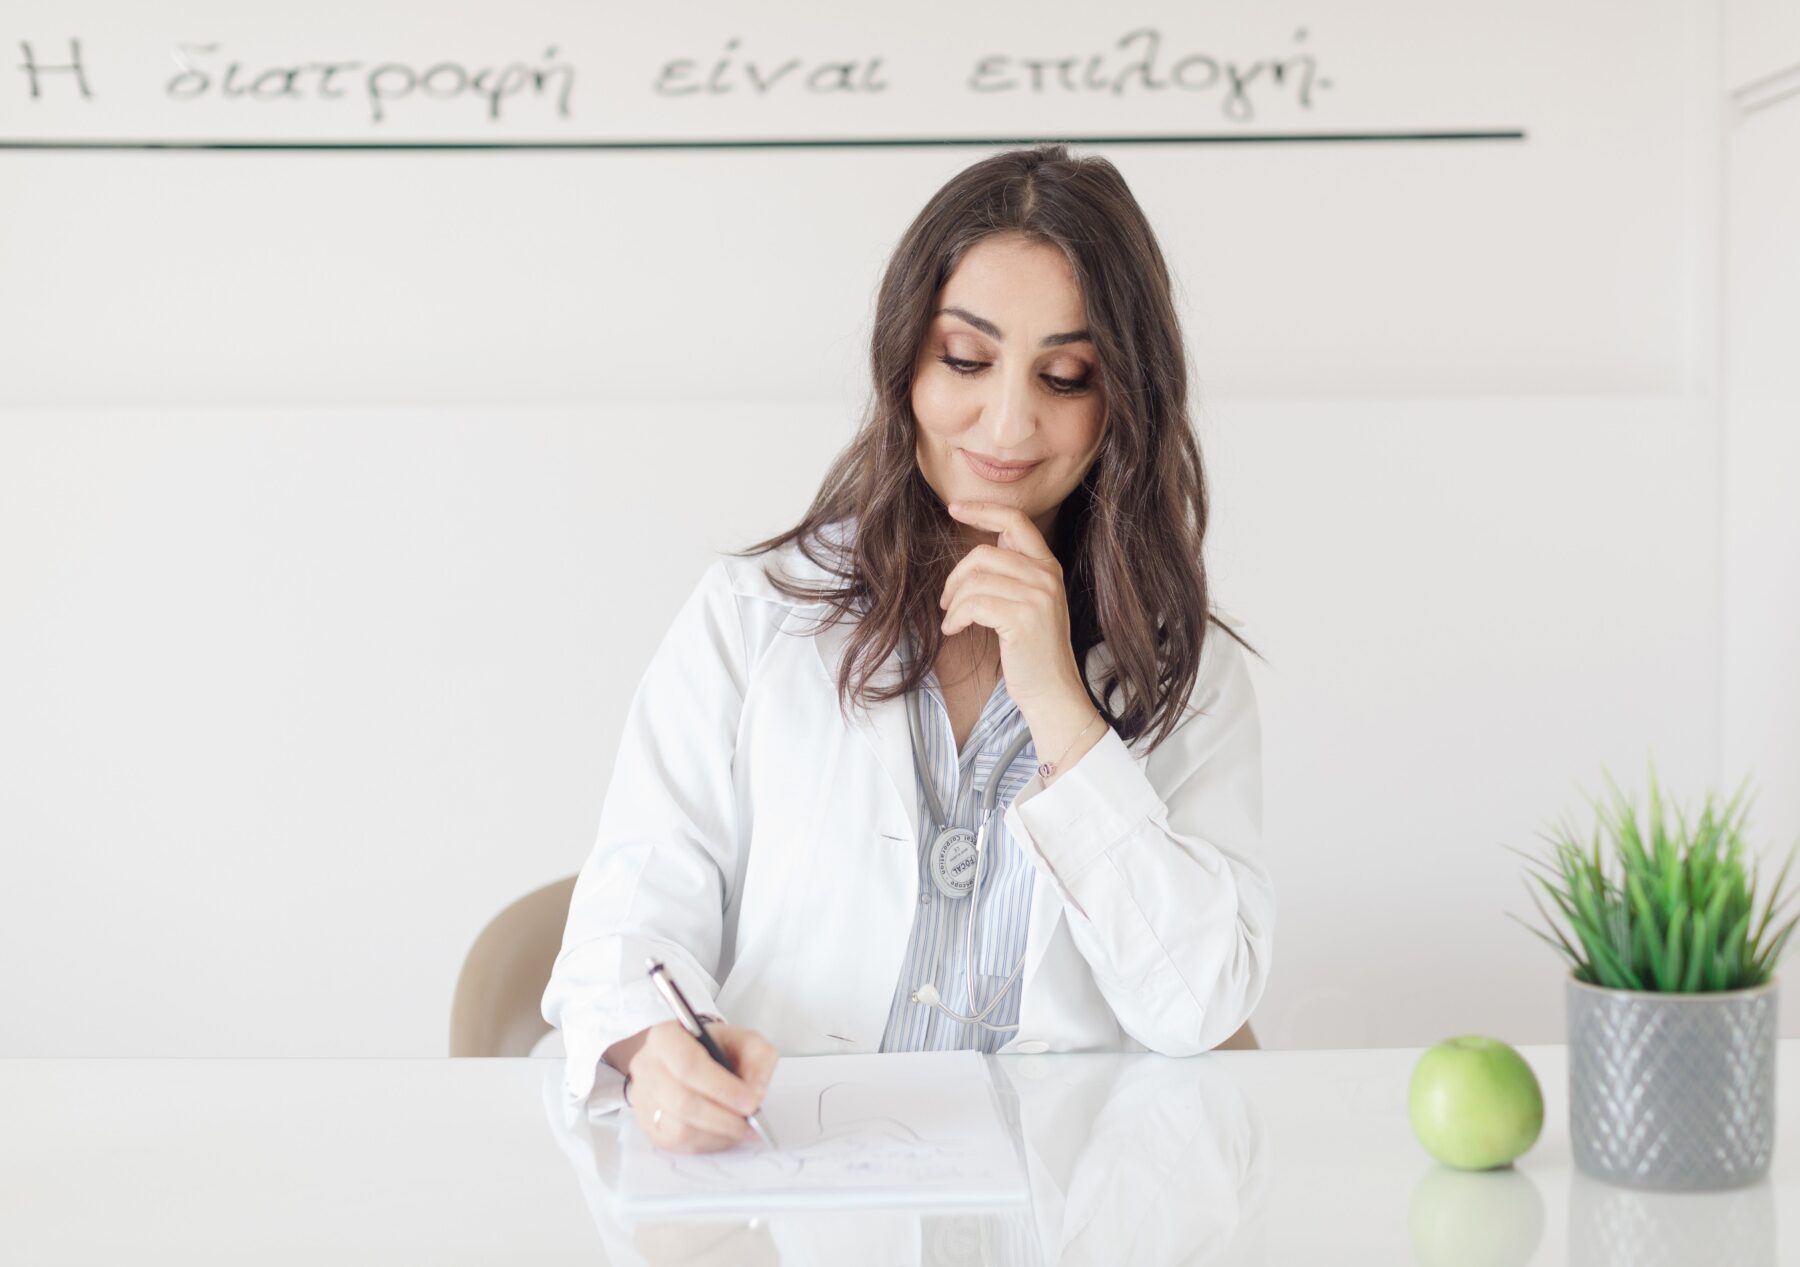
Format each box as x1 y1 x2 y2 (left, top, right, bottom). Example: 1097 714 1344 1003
985 372 1037 448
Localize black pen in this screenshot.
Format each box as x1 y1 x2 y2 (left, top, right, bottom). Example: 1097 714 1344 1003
644 957 779 1150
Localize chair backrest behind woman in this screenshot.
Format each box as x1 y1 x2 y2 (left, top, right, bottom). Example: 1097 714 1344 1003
450 876 577 1057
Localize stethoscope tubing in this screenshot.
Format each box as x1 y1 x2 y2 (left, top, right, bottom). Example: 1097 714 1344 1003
904 647 1031 1033
906 676 1033 839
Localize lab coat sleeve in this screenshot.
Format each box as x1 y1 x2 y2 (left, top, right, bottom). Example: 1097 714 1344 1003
1001 626 1273 1056
541 558 746 1116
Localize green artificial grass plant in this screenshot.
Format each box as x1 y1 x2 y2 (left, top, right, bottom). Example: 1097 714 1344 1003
1509 763 1800 993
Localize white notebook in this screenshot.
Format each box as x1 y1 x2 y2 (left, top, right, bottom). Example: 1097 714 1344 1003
614 1050 1029 1215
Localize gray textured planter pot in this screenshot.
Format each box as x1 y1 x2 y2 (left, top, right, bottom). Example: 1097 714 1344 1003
1567 970 1778 1191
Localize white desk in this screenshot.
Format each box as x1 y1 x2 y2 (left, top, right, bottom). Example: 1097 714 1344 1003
3 1043 1796 1264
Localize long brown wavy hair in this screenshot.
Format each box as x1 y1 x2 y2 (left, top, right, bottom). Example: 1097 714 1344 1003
733 143 1257 752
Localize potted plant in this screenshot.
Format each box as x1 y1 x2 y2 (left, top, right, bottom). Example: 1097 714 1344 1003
1510 764 1799 1191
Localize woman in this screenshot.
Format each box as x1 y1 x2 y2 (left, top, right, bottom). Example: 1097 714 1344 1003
542 144 1274 1155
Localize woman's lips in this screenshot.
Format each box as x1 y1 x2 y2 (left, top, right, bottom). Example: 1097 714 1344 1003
960 450 1041 484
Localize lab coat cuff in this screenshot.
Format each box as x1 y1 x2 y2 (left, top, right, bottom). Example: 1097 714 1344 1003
1005 726 1162 893
560 972 724 1115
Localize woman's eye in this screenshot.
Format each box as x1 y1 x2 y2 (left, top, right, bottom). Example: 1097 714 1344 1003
937 354 1091 397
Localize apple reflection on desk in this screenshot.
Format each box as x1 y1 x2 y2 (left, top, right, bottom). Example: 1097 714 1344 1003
540 1051 1272 1267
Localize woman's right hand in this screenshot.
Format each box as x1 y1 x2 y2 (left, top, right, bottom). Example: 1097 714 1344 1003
620 1019 779 1154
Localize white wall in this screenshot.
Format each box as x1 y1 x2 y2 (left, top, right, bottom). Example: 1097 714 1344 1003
1722 1 1800 877
4 0 1788 1057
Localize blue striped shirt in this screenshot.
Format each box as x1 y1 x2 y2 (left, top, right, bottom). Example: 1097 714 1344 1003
879 668 1039 1053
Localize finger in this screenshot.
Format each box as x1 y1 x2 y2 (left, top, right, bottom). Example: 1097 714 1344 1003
942 544 1057 610
945 500 1054 560
943 591 1033 638
652 1106 747 1155
655 1027 766 1117
943 572 1041 630
663 1078 756 1145
713 1025 780 1094
633 1062 741 1155
641 1060 754 1145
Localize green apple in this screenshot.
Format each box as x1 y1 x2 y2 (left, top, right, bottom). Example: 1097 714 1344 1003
1408 1035 1544 1170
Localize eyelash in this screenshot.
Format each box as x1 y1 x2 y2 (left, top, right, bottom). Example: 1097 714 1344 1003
937 354 1091 397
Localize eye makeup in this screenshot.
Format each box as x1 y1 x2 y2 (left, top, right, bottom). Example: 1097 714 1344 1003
936 353 1092 397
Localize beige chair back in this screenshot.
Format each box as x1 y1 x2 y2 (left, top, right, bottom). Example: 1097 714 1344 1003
449 873 1258 1055
450 875 577 1057
1216 1016 1259 1050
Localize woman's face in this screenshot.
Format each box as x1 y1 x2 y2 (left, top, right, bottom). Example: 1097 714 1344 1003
912 233 1107 542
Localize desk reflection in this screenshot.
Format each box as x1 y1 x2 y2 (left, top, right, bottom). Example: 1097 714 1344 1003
1566 1168 1775 1267
541 1052 1271 1266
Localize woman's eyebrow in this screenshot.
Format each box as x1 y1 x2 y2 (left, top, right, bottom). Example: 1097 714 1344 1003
938 306 1091 347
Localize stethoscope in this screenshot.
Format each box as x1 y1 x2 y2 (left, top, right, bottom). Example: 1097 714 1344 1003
903 645 1033 1034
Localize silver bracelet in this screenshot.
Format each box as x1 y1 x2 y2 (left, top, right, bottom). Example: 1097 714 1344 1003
1037 712 1104 783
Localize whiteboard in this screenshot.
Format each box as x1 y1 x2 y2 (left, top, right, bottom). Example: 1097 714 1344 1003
4 0 1534 146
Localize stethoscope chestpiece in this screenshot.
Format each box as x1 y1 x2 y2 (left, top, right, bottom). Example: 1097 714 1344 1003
928 825 980 898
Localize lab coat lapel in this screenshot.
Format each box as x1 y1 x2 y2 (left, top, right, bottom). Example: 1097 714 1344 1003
811 610 920 847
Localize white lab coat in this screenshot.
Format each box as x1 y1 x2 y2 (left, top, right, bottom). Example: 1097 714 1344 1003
542 532 1274 1114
